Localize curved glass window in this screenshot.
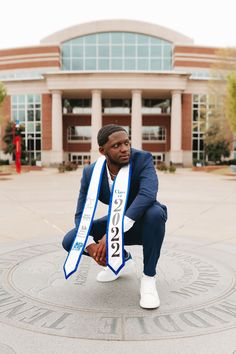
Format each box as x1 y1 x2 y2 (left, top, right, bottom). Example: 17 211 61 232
61 32 172 71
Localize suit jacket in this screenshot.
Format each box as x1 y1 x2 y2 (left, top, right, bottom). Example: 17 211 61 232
74 148 165 227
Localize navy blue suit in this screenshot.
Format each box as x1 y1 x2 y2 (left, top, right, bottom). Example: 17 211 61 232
62 148 167 276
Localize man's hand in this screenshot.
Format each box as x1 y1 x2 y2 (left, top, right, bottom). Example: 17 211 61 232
95 235 106 264
86 236 106 266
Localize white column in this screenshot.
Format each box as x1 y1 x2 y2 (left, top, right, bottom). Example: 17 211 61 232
131 90 142 149
170 90 183 164
51 90 63 164
91 90 102 163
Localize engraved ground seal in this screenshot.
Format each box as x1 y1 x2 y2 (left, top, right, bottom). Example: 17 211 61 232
0 242 236 340
0 343 16 354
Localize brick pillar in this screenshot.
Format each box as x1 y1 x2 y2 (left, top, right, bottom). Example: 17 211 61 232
182 94 193 166
0 95 11 159
41 94 52 165
42 94 52 150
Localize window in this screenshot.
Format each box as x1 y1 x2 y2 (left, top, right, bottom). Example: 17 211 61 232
142 126 166 141
61 32 172 72
63 98 92 113
102 99 131 114
142 99 171 113
11 94 42 162
152 153 165 166
67 126 91 141
69 153 91 166
192 94 223 163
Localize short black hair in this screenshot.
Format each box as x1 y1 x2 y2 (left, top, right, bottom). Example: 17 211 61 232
97 124 128 146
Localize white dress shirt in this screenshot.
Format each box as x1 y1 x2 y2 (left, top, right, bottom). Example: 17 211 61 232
85 164 134 249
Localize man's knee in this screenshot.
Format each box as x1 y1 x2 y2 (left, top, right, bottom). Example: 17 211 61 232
62 228 77 252
143 204 167 224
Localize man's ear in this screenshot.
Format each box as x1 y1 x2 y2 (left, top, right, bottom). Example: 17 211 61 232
99 146 105 156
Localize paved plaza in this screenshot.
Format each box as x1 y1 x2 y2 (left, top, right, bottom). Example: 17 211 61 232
0 167 236 354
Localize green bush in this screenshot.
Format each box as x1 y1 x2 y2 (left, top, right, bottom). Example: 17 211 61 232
58 164 66 173
65 164 74 171
20 159 29 165
58 162 78 173
0 159 9 165
169 165 176 173
156 162 168 172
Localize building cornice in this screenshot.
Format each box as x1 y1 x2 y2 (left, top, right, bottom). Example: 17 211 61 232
42 71 190 92
40 19 193 45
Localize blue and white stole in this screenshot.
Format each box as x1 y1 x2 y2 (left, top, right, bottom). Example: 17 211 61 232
63 155 131 279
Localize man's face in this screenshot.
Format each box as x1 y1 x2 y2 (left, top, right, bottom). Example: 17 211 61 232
99 131 131 166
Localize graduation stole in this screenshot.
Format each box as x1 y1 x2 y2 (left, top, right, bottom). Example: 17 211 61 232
63 155 131 279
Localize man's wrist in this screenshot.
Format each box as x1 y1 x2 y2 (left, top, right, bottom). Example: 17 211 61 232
86 243 97 256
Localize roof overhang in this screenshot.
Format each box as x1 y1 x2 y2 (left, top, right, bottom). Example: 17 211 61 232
41 19 194 46
42 70 190 94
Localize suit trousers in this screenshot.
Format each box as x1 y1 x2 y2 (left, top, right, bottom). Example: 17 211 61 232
62 203 167 277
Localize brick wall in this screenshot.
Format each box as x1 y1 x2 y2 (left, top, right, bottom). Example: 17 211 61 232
42 94 52 150
0 95 11 151
182 94 192 150
103 115 131 126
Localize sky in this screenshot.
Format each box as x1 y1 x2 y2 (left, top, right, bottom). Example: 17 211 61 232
0 0 235 50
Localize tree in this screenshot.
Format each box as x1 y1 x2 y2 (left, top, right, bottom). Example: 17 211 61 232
207 48 236 161
0 82 6 105
0 82 7 127
2 121 26 160
225 73 236 135
209 48 236 135
0 82 7 161
204 121 230 163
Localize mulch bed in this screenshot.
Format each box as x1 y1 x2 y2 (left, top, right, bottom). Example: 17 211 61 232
192 166 226 172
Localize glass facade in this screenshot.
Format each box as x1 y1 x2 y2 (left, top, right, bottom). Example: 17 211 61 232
142 99 171 114
67 126 91 141
11 94 42 162
61 32 172 72
63 99 91 113
142 126 166 141
152 153 165 166
69 153 91 165
192 94 223 163
0 70 44 80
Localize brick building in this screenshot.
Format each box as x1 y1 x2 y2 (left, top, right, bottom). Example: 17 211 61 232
0 20 235 166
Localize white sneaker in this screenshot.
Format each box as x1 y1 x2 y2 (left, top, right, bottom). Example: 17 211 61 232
96 257 136 283
140 274 160 309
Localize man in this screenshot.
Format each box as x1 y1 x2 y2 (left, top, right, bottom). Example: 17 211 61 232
62 124 167 309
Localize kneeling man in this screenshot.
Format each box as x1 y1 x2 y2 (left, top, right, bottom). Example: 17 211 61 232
62 124 167 309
